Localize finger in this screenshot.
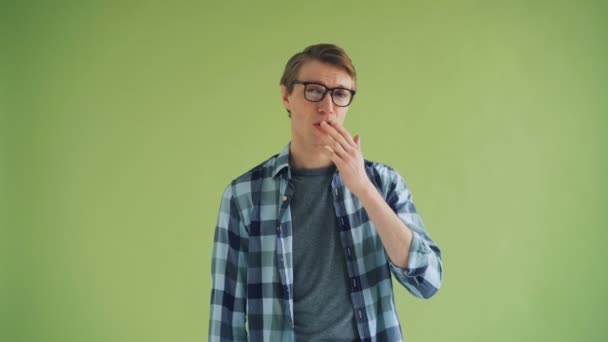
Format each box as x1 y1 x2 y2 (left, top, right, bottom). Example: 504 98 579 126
323 145 345 168
328 121 357 148
354 134 360 147
326 137 349 160
322 145 335 155
322 121 354 152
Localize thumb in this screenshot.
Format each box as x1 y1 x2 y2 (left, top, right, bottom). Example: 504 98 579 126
354 134 360 147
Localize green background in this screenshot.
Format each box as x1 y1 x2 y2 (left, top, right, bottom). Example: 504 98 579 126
3 0 607 341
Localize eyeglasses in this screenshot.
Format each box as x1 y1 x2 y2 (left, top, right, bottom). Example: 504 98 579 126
291 80 356 107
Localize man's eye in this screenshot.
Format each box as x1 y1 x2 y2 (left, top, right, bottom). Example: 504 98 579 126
334 90 350 98
306 86 325 95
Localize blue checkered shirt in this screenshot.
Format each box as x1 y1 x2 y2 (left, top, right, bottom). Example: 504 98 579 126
209 144 442 341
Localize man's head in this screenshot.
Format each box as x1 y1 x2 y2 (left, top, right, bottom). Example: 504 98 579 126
280 44 358 153
280 44 357 118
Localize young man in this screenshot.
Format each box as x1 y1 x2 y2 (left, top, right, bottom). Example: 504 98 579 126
209 44 442 341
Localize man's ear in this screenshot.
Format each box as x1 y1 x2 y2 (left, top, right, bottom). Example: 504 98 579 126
281 85 292 112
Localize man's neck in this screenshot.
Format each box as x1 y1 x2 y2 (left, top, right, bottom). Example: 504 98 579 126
289 142 333 170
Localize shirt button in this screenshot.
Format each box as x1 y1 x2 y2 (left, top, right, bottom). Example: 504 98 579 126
282 195 288 201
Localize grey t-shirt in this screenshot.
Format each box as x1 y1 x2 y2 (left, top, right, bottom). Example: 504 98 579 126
290 165 358 341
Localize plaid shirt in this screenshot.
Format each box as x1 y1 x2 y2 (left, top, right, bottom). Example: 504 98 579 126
209 144 442 341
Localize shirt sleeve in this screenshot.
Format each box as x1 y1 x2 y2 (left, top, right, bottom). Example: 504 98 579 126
209 185 249 341
383 168 443 299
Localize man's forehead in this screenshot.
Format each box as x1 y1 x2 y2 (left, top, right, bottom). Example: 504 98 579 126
297 60 354 88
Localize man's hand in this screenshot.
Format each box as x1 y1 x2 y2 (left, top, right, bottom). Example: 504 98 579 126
320 120 414 269
320 120 373 197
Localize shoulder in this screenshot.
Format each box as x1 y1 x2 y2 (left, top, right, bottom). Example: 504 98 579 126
364 159 401 185
222 153 282 201
232 154 280 186
364 159 411 200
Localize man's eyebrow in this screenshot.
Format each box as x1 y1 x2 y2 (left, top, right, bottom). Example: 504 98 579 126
305 80 352 89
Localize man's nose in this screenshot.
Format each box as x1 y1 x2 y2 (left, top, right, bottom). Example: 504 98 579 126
317 92 335 114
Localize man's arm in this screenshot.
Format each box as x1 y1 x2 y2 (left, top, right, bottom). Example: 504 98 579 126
321 120 442 299
362 168 442 299
209 185 248 341
357 179 413 268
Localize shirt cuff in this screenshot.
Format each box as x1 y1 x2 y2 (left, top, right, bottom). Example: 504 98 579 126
387 231 431 278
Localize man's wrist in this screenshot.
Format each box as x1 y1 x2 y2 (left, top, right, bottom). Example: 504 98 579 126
355 179 380 204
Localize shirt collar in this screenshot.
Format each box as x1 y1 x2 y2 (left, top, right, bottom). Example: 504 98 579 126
271 143 291 179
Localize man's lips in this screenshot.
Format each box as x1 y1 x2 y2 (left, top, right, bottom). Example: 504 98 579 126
314 120 334 127
313 121 328 132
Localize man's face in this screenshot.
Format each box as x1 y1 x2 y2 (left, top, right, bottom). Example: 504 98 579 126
281 60 355 149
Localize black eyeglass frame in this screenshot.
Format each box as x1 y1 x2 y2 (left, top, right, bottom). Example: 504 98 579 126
291 80 357 107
